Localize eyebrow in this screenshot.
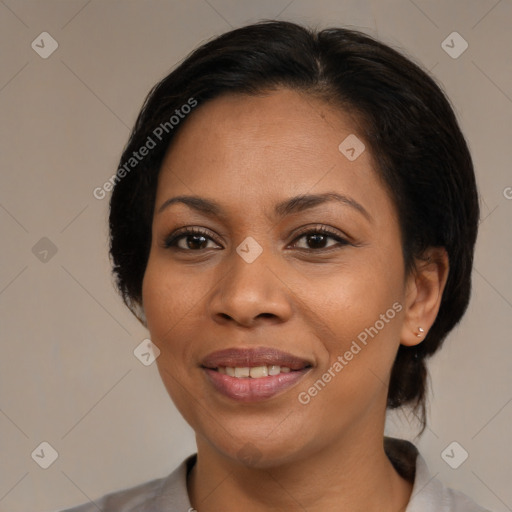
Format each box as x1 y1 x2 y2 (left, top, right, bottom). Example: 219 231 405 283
157 192 372 223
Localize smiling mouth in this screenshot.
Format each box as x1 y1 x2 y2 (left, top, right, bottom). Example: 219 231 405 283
207 365 311 378
202 365 311 402
200 347 313 402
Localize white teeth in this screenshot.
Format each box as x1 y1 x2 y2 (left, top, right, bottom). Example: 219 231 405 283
218 365 293 378
249 366 268 378
268 365 280 376
234 367 250 378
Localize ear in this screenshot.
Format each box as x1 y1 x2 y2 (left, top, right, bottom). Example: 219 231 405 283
400 247 449 347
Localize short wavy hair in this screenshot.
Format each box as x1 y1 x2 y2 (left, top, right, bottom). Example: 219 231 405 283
109 21 479 430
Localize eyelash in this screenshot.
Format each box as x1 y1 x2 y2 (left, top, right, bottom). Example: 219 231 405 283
163 225 350 252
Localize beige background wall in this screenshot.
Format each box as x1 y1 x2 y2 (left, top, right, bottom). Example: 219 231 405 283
0 1 511 511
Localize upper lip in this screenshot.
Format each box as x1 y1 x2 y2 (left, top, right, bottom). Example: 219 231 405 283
201 347 313 370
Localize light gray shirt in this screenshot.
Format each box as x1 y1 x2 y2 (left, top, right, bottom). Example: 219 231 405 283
60 438 490 511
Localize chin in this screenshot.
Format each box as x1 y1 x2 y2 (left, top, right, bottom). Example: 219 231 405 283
197 422 315 470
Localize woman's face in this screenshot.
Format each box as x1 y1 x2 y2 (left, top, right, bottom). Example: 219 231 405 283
142 88 414 466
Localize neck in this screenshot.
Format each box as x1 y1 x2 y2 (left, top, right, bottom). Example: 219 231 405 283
187 424 413 512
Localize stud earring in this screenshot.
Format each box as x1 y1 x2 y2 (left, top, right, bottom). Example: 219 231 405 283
416 327 425 338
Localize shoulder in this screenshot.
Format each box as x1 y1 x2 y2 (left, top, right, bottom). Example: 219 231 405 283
59 444 493 512
58 454 196 512
408 453 491 512
385 437 492 512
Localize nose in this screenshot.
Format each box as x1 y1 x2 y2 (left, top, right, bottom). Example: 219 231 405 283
208 250 294 328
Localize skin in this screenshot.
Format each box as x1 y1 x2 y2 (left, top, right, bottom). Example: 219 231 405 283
142 88 449 512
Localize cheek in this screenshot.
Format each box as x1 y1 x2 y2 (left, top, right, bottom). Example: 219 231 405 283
320 277 403 372
141 259 203 413
141 258 205 377
320 250 403 331
310 244 405 387
143 257 201 332
296 283 403 439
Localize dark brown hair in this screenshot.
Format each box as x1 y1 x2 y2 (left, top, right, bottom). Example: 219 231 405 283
109 21 479 430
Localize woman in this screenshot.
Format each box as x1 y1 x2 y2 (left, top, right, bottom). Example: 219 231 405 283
62 20 489 512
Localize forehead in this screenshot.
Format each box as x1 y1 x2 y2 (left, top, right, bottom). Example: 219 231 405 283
156 88 392 221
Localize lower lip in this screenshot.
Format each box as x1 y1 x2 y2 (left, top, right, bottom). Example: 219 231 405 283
203 368 309 402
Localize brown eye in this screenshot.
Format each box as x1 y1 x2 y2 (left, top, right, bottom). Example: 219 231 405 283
182 234 209 250
164 228 221 250
292 227 349 251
